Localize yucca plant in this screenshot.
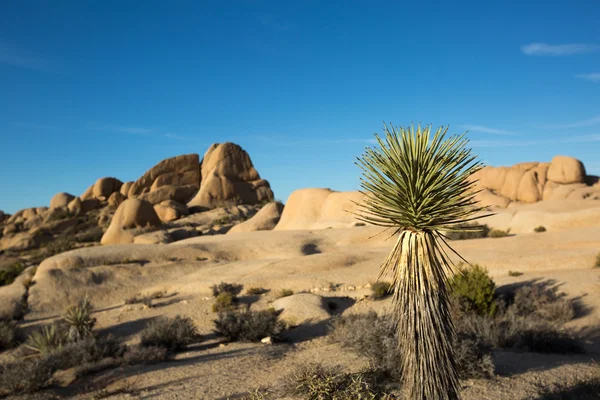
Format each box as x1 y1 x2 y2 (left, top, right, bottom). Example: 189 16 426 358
62 296 96 341
25 324 65 354
355 124 487 400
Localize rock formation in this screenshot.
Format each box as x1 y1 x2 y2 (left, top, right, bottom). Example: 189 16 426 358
50 192 75 209
187 142 274 209
100 199 162 245
228 202 284 233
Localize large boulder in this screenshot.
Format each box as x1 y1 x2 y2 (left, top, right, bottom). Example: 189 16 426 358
275 189 365 231
108 192 126 208
154 200 189 223
187 143 274 209
101 199 162 245
138 184 198 205
120 181 133 197
272 293 331 326
228 202 284 233
128 154 200 201
93 177 123 199
547 156 586 184
50 192 75 209
67 197 83 215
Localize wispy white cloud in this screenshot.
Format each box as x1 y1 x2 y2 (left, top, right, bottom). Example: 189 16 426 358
87 122 153 135
538 115 600 129
164 132 186 140
470 134 600 148
521 42 599 56
575 73 600 82
0 42 54 71
461 124 517 135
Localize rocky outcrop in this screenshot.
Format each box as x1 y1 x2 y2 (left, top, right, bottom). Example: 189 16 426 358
228 202 284 233
50 192 75 209
93 177 123 200
275 189 365 231
472 156 600 208
154 200 189 223
101 199 162 245
108 192 126 209
128 154 200 205
0 210 9 224
187 143 274 209
272 293 331 326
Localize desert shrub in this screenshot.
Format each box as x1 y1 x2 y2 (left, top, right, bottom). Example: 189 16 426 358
517 327 585 354
212 292 238 312
534 225 547 233
0 319 19 351
488 228 509 238
123 344 169 365
0 355 55 395
450 264 497 316
446 223 490 240
62 296 96 341
26 323 68 354
75 226 104 243
210 281 243 297
214 309 284 342
212 216 232 225
276 288 294 298
140 316 198 351
42 237 77 257
44 335 124 371
537 376 600 400
124 291 165 307
454 333 495 379
280 364 393 400
508 270 523 277
370 281 392 300
0 261 25 286
510 283 575 325
595 252 600 268
246 287 267 295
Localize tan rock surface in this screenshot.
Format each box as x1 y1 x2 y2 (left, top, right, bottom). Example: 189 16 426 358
108 192 126 208
272 293 331 326
93 177 123 199
50 192 75 209
546 155 586 184
228 202 284 233
154 200 189 223
101 199 162 245
128 154 200 198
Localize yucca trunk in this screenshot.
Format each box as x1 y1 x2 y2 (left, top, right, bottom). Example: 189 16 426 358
382 230 458 400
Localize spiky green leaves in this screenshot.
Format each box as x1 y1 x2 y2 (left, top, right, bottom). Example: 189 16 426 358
356 124 485 233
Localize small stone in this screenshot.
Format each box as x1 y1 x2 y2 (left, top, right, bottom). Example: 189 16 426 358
261 336 273 345
219 343 227 348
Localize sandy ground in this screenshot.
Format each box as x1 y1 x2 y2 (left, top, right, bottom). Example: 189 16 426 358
4 200 599 399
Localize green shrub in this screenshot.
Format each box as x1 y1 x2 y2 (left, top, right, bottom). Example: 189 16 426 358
26 323 68 354
214 309 284 342
370 281 392 300
0 319 19 351
534 225 547 233
0 261 25 286
276 288 294 298
210 281 243 297
450 264 497 316
62 296 96 341
140 316 198 351
280 364 394 400
212 292 238 313
446 223 490 240
488 229 509 238
508 270 523 277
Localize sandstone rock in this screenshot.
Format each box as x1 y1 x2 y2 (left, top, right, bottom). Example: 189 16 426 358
228 202 284 233
81 198 102 213
93 177 123 199
187 143 274 209
108 192 126 208
547 156 586 184
271 293 331 326
120 181 133 197
128 154 200 199
67 197 83 215
168 227 198 241
80 184 95 201
133 230 172 244
0 210 9 224
0 268 32 319
138 184 198 205
516 170 542 203
154 200 189 223
101 199 162 245
50 192 75 209
275 189 365 230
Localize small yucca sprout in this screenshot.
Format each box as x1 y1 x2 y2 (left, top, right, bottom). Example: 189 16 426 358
26 324 65 354
356 124 487 400
62 296 96 341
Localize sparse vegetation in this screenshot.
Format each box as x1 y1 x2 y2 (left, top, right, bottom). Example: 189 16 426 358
370 281 392 300
210 281 244 297
0 261 25 286
26 323 67 354
246 287 267 295
450 264 497 316
276 288 294 298
62 296 96 341
0 319 19 351
123 344 169 365
489 228 510 238
140 316 199 351
212 215 232 225
212 292 238 312
508 270 524 277
124 291 166 307
534 225 547 233
595 252 600 268
446 223 490 240
0 354 55 395
214 309 284 342
537 375 600 400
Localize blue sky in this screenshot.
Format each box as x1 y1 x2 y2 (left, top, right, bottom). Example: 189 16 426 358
1 1 599 214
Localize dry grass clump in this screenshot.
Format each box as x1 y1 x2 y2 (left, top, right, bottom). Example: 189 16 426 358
212 292 238 313
0 319 19 351
246 287 267 295
124 291 166 308
445 223 490 240
370 281 392 300
450 264 497 316
122 345 169 365
595 252 600 268
488 228 509 238
508 270 524 277
0 261 26 286
211 281 244 297
140 316 199 351
214 309 284 342
275 288 294 298
0 355 55 395
536 374 600 400
534 225 547 233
